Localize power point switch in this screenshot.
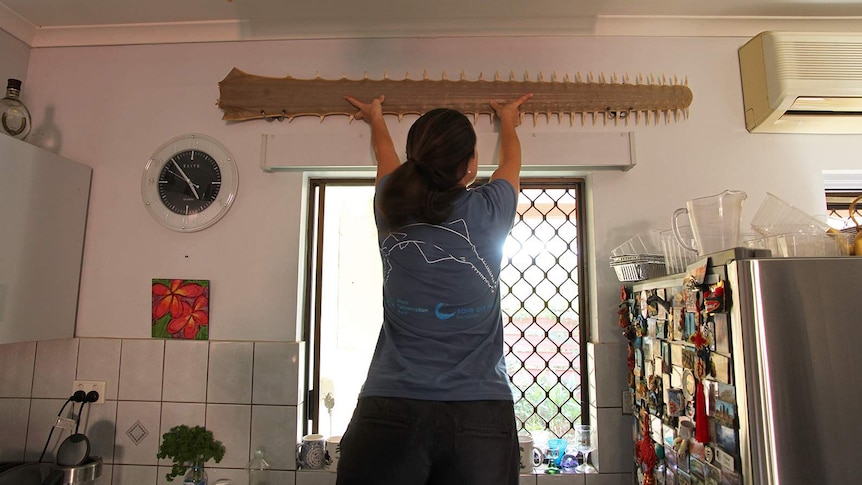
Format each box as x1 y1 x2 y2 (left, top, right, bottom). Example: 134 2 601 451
72 380 106 404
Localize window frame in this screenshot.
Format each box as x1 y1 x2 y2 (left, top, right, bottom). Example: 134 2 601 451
300 177 590 435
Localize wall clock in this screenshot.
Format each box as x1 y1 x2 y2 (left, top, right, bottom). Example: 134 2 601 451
141 133 238 232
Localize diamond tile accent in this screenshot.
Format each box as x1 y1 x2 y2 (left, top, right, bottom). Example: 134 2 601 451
126 420 149 445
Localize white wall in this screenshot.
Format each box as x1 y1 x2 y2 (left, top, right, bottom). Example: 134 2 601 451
16 35 862 344
0 27 29 86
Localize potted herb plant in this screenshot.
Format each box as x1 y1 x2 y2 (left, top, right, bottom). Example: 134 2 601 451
157 425 226 483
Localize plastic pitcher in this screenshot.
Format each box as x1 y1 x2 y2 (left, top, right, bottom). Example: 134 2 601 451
672 190 747 256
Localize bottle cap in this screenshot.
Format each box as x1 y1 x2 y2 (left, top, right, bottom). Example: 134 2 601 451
7 79 22 90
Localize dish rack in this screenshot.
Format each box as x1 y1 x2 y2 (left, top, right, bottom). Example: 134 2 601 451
610 254 668 282
609 231 668 282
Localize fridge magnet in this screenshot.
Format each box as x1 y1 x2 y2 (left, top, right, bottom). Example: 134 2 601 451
677 470 692 485
702 380 718 415
665 447 678 471
713 314 730 354
667 388 685 416
705 461 722 485
714 447 735 473
684 289 700 313
152 278 210 340
661 341 672 374
714 399 736 428
643 336 655 360
703 445 715 464
717 383 736 405
715 424 737 454
710 353 731 384
720 470 741 485
682 348 696 371
656 319 667 340
689 457 706 482
635 348 645 376
703 283 725 314
683 312 697 341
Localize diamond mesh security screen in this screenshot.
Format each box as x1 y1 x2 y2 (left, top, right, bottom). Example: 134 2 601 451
501 180 587 438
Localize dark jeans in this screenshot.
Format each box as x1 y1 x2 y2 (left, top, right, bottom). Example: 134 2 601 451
335 397 519 485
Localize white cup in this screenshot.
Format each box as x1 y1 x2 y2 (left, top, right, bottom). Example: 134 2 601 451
518 434 543 471
324 435 342 472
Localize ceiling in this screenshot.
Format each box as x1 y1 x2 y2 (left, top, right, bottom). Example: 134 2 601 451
2 0 862 47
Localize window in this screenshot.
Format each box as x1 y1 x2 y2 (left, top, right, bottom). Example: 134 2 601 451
302 178 589 439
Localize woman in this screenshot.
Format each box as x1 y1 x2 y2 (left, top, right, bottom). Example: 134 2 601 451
337 92 532 485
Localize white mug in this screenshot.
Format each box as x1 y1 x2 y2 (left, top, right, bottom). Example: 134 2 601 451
324 435 342 472
518 434 543 471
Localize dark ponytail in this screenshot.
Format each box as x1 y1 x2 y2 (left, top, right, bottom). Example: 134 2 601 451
377 108 476 228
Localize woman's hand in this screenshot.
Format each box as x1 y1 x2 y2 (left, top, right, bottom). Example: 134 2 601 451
490 93 533 127
344 94 385 123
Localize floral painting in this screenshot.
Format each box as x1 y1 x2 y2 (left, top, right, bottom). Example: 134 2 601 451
152 279 210 340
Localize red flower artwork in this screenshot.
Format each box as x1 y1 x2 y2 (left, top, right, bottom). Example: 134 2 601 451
152 279 210 340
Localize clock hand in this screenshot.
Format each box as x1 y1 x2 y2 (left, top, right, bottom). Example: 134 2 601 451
165 168 198 186
171 159 201 199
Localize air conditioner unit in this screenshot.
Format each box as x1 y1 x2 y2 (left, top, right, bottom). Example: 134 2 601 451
738 31 862 134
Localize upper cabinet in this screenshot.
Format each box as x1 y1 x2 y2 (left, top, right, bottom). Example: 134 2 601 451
0 135 91 343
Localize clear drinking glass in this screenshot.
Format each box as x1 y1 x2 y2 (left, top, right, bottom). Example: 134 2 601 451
573 425 596 473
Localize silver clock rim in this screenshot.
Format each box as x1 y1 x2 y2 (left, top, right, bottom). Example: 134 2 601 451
141 133 239 232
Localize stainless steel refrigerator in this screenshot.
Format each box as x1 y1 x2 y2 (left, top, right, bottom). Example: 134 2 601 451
626 252 861 485
729 256 861 485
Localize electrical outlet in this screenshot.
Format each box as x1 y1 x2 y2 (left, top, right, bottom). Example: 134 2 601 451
72 380 106 404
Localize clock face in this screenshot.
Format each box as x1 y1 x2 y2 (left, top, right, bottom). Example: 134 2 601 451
157 149 222 216
142 134 238 232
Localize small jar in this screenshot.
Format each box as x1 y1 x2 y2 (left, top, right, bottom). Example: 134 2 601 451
0 78 31 140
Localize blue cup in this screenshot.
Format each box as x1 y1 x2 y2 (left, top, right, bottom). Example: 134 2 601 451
547 438 568 467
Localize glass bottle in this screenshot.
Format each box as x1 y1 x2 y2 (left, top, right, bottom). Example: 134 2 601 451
0 79 31 140
247 449 271 485
183 463 207 485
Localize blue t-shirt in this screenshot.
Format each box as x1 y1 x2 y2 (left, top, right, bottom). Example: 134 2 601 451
359 176 518 401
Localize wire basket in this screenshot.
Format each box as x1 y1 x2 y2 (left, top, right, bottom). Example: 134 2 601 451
610 255 667 282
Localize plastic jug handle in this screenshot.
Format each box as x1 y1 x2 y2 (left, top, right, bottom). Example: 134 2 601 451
672 207 697 251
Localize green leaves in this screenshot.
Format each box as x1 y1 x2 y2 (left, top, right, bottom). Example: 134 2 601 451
156 425 226 482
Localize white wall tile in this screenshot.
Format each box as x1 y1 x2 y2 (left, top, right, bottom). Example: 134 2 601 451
520 473 539 485
94 463 112 485
205 404 251 469
32 338 79 398
112 464 157 485
113 401 161 465
250 405 298 470
585 473 633 485
589 342 628 408
77 338 122 400
207 342 253 404
162 340 208 402
0 398 30 461
594 407 631 474
118 340 164 401
0 341 36 397
296 470 336 485
537 473 585 484
79 399 118 464
253 342 302 405
157 402 206 466
25 398 74 462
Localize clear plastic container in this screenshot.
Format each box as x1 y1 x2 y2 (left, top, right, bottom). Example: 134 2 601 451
660 228 698 275
610 230 663 257
248 449 271 485
745 233 850 257
750 192 831 237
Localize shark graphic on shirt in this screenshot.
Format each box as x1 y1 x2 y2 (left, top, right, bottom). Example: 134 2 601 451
379 219 497 292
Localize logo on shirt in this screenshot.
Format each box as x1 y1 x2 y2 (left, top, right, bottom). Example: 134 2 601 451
380 218 497 291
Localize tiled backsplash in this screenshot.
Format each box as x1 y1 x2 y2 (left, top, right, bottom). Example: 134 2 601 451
0 338 631 485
